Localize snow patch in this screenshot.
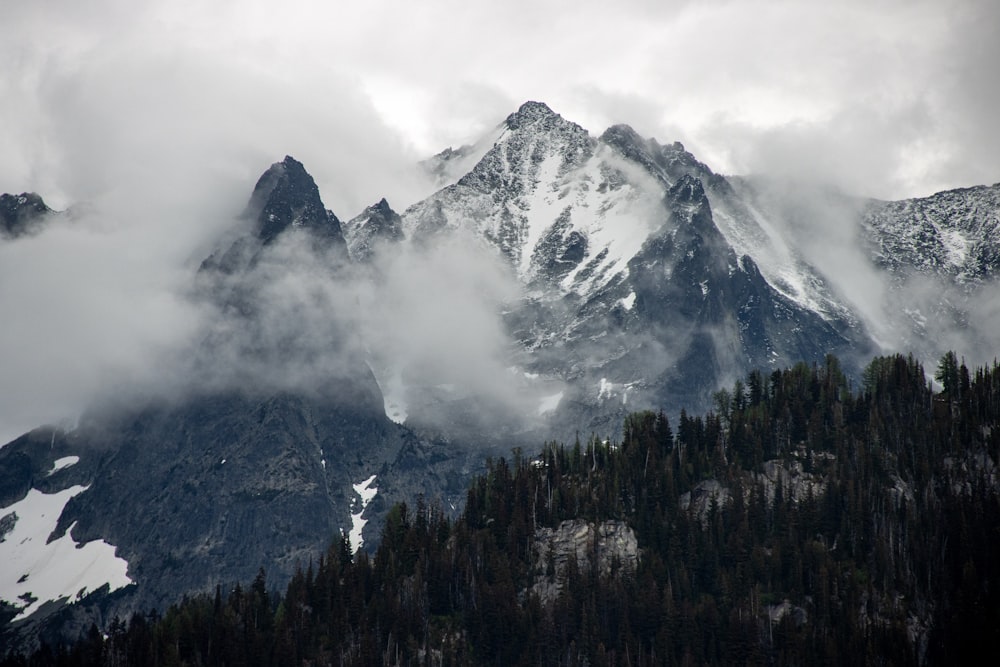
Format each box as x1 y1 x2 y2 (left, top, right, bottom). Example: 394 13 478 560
348 475 378 554
620 292 636 310
0 486 132 622
939 228 968 266
47 456 79 475
598 378 614 400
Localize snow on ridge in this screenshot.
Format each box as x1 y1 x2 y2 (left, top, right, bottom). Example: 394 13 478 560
47 456 79 476
518 152 565 275
348 475 378 554
0 486 132 622
711 200 843 319
550 148 665 295
938 227 969 267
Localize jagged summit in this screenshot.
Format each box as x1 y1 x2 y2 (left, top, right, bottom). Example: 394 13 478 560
202 156 349 275
0 192 52 239
245 155 345 249
344 197 404 262
503 100 560 128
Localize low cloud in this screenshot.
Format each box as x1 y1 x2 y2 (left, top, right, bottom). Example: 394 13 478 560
3 0 999 441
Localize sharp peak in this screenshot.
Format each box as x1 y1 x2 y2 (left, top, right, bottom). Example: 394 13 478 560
601 123 644 141
516 100 555 115
602 124 689 153
252 155 316 190
264 155 307 174
356 197 398 219
504 100 566 129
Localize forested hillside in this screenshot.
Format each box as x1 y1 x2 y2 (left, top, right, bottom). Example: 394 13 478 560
5 353 999 666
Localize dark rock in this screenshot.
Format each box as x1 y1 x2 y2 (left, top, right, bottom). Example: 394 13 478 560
0 193 52 239
343 197 404 262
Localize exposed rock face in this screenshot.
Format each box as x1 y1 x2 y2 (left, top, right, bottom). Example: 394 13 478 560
343 198 404 262
767 600 808 626
0 156 478 649
396 101 872 442
680 459 828 526
680 480 731 523
0 193 52 239
529 519 638 604
247 155 347 251
5 100 1000 650
753 459 827 504
859 183 1000 362
199 155 347 276
862 184 1000 285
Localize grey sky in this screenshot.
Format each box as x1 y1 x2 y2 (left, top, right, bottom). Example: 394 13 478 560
3 0 998 210
1 0 998 442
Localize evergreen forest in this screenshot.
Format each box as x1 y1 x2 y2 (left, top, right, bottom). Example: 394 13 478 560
4 353 999 666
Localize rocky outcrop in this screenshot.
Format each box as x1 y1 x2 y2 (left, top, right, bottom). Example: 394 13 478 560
343 198 404 262
0 193 52 239
528 519 638 604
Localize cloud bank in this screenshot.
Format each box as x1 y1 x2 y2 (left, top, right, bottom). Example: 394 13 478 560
2 0 999 440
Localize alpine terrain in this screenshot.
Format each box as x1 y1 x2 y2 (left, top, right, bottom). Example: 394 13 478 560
2 101 999 654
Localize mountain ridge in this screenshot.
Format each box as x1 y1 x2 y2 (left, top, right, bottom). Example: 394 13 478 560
2 99 1000 650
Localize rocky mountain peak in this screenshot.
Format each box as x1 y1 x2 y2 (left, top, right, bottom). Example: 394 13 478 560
0 192 52 239
504 100 559 129
344 197 404 262
600 123 645 149
245 155 346 250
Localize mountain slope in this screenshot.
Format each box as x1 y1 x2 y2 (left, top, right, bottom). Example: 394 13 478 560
3 100 999 652
394 102 872 437
0 157 475 649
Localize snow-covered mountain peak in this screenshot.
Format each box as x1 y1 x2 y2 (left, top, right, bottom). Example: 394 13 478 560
402 103 666 295
503 100 561 128
344 197 404 262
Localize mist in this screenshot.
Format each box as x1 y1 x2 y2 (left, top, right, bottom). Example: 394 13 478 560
3 0 1000 442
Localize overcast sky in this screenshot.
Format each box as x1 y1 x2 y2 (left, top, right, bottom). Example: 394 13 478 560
1 0 999 442
3 0 999 213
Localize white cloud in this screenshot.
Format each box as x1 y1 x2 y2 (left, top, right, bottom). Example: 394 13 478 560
1 0 998 441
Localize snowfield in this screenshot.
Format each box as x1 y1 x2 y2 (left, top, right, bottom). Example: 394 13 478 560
0 484 132 622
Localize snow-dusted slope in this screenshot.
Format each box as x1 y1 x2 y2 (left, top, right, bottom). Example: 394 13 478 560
402 102 667 298
599 125 854 323
404 103 855 324
397 102 869 436
851 183 1000 364
343 198 404 263
862 184 1000 285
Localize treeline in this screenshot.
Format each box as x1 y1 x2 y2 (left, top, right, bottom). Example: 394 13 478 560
4 353 999 665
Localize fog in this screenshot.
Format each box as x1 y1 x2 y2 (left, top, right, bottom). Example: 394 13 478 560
3 0 999 441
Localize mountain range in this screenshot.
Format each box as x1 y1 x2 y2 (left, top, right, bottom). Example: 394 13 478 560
1 101 998 649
